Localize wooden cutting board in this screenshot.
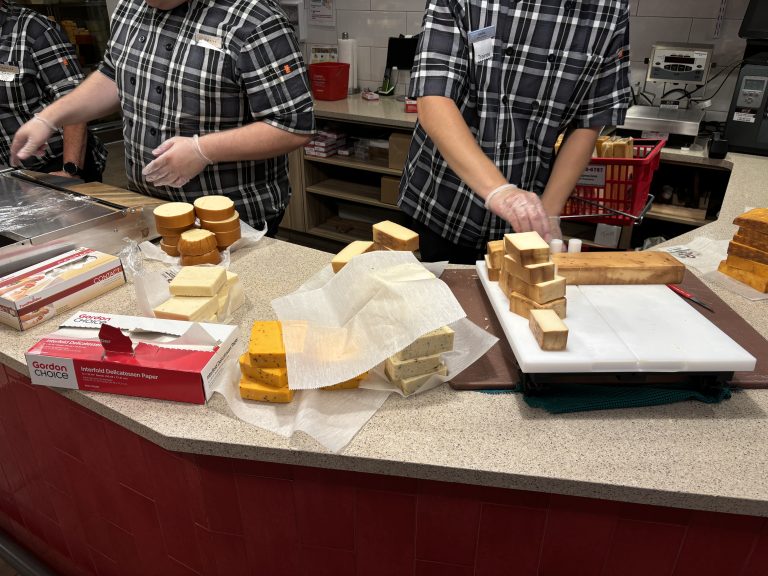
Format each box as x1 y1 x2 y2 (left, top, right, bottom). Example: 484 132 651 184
66 182 165 209
552 251 685 285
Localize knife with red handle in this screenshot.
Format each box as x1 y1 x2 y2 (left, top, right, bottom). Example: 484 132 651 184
666 284 715 313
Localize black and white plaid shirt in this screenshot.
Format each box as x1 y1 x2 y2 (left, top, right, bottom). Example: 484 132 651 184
402 0 631 249
0 1 106 171
99 0 314 227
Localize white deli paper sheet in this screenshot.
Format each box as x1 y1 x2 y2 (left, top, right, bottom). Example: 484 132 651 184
210 251 498 453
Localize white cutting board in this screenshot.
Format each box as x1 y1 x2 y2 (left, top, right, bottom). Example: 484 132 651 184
477 261 756 374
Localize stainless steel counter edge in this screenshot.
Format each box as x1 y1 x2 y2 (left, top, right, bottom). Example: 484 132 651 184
3 150 768 518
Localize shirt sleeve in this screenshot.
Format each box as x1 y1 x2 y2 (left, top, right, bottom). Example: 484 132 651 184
237 13 314 135
32 21 85 101
573 6 631 128
408 0 469 101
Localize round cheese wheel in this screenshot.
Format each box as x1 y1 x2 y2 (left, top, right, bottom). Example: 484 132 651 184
194 195 235 221
178 228 218 256
161 233 181 246
154 202 195 228
159 240 179 257
180 249 221 266
156 223 195 237
215 227 242 248
199 211 240 233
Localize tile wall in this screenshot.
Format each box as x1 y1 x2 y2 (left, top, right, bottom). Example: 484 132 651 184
303 0 752 120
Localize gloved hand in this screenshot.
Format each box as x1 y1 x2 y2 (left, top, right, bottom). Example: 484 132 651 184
10 116 55 165
486 186 552 242
142 136 211 188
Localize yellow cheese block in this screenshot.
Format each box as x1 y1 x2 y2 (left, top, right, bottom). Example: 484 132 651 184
332 240 376 272
718 260 768 292
385 352 443 381
393 363 447 396
509 291 566 320
214 227 242 249
180 249 221 266
178 229 218 256
239 353 289 387
154 202 195 228
503 232 550 266
239 376 294 403
170 265 227 297
528 309 568 351
194 195 235 221
393 325 455 362
511 274 566 304
321 372 368 390
200 211 240 233
487 239 504 269
485 254 500 281
372 220 419 251
153 295 218 322
248 320 286 367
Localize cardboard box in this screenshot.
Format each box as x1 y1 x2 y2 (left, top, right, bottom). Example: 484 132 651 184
388 132 411 170
0 248 125 331
381 176 401 205
404 98 417 113
26 311 240 404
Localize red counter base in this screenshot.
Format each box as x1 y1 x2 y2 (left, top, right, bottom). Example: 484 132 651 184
1 363 767 576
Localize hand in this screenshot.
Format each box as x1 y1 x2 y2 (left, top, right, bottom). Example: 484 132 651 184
487 186 552 242
10 117 54 165
48 170 73 178
142 136 209 188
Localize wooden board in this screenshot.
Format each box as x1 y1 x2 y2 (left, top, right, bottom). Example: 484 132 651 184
66 182 165 209
552 251 685 285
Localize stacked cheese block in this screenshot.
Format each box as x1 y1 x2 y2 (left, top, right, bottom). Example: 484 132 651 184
718 208 768 293
239 320 369 403
153 196 242 259
153 265 243 322
488 232 569 351
194 196 242 250
385 325 454 395
331 220 419 272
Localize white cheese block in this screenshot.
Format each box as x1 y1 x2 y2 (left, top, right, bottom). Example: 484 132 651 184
169 266 227 297
393 363 447 396
385 352 443 381
153 295 218 322
393 325 454 362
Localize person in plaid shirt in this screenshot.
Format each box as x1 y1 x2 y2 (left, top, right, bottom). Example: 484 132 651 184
0 0 105 180
401 0 631 263
12 0 313 236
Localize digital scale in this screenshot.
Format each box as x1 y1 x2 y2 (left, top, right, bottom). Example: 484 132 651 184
620 43 714 141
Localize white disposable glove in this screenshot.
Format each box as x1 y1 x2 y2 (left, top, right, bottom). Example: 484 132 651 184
10 115 56 165
143 136 212 188
486 185 552 242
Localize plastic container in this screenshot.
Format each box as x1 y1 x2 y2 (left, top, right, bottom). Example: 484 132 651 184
562 139 666 226
309 62 350 101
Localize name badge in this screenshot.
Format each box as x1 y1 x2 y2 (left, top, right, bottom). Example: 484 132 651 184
468 25 495 64
0 64 20 82
193 33 222 51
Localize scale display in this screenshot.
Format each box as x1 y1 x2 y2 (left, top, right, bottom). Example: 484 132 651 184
647 43 713 86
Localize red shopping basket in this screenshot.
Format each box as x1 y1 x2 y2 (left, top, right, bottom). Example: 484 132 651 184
309 62 350 101
561 139 666 226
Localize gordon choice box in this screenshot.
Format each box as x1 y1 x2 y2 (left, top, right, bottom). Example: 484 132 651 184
0 247 125 331
25 311 240 404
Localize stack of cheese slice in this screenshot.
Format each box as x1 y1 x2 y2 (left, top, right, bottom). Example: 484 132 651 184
154 202 196 257
718 208 768 293
331 220 420 272
178 228 221 266
385 325 454 395
498 232 567 321
485 239 504 281
153 265 241 322
239 321 294 403
195 195 241 249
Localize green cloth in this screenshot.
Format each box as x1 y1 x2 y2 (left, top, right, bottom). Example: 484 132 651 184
482 384 732 414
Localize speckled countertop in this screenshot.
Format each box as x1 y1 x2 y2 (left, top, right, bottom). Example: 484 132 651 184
2 149 768 517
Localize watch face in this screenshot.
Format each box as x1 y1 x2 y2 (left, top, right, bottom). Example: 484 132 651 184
63 162 80 176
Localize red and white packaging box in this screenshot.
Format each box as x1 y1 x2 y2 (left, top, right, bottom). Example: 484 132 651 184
25 311 240 404
0 248 126 331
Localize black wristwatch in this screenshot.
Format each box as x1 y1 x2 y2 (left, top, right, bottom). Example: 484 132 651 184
63 162 83 178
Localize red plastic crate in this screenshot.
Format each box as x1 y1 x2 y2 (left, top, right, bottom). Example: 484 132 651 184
562 139 666 225
309 62 350 101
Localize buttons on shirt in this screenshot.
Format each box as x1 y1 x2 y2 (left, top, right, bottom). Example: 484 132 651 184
165 42 173 51
139 36 146 43
150 128 157 136
531 100 540 109
129 76 136 85
547 53 557 63
155 86 163 94
501 95 508 105
523 138 529 147
505 46 514 56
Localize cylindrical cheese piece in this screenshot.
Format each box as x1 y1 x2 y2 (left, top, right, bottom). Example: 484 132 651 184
156 223 195 237
159 240 179 256
199 211 240 233
178 229 218 256
180 249 221 266
215 227 242 248
154 202 195 228
194 195 235 221
162 233 181 246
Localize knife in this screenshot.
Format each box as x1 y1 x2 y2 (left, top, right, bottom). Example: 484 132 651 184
667 283 715 313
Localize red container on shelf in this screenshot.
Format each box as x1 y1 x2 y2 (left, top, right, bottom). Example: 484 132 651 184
309 62 350 101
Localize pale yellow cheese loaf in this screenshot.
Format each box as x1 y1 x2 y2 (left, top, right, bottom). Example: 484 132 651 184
169 265 227 297
194 195 235 221
199 211 240 233
178 229 218 256
154 202 195 228
179 249 221 266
